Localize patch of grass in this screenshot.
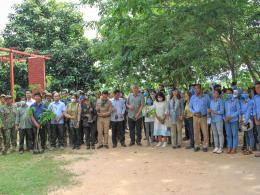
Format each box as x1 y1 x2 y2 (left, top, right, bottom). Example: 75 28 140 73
0 151 73 195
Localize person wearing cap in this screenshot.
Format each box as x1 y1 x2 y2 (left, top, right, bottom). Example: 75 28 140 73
43 92 52 107
1 95 17 154
15 101 33 154
96 90 113 149
48 92 66 150
25 90 35 107
81 96 96 149
0 94 5 154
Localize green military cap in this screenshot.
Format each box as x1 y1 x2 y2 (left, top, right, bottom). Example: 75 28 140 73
45 93 52 97
5 95 12 99
0 94 5 98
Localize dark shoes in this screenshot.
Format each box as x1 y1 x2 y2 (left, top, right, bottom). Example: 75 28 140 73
194 147 200 152
104 145 109 149
129 143 135 146
202 148 208 152
185 145 193 149
121 143 127 147
137 142 142 146
113 145 117 148
97 145 103 149
86 146 90 150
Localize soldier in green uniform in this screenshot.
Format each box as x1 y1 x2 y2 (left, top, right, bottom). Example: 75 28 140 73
1 95 17 154
0 94 5 153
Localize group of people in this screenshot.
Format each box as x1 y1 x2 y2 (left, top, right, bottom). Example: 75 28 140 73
0 81 259 158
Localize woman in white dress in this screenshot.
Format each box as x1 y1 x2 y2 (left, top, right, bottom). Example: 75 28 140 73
153 92 169 147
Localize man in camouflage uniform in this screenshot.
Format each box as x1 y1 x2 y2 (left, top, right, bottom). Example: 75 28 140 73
1 95 17 154
0 94 5 153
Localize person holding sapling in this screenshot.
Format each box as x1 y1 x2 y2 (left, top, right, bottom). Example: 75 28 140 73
30 93 48 153
143 94 155 146
48 92 66 150
16 101 33 154
64 94 81 150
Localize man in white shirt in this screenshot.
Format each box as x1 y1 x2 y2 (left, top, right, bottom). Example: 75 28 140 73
25 90 35 107
111 90 126 148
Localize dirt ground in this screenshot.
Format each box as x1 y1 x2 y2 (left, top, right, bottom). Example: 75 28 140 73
50 134 260 195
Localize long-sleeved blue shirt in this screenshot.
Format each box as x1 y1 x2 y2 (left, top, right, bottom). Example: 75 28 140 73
189 94 210 116
253 95 260 121
240 99 254 124
209 98 224 123
224 98 240 122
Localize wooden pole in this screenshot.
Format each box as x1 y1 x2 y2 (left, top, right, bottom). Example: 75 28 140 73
9 51 14 101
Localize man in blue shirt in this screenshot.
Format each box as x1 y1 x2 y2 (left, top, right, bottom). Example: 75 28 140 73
48 92 66 149
31 93 48 153
253 81 260 157
189 84 210 152
224 88 240 154
111 90 126 148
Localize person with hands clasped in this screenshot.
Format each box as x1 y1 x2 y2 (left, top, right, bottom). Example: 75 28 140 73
64 94 81 150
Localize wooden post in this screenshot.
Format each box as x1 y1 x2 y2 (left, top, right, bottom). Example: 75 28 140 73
9 51 14 101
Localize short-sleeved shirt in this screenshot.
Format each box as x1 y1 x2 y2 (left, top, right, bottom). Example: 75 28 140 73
127 93 144 120
31 102 47 123
48 101 66 124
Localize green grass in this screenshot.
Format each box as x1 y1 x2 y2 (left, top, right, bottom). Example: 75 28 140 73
0 151 75 195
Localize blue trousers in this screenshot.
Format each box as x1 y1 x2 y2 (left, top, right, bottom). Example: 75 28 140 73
225 121 239 149
245 129 255 149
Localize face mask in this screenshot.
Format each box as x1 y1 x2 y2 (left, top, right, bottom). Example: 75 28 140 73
241 94 249 99
227 94 233 99
71 99 76 103
158 97 163 102
144 92 149 97
232 85 237 90
20 101 26 107
147 99 153 105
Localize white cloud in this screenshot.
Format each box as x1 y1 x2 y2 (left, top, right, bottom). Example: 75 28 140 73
0 0 100 39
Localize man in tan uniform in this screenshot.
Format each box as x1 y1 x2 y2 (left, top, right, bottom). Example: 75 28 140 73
96 91 112 149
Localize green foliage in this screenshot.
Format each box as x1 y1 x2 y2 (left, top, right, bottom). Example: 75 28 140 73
82 0 259 89
2 0 99 93
146 107 156 118
38 110 55 125
27 107 36 117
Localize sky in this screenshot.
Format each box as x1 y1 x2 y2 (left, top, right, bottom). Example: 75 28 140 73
0 0 100 39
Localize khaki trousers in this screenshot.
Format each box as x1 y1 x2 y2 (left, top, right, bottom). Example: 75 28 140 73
171 119 183 146
193 116 208 148
97 117 110 146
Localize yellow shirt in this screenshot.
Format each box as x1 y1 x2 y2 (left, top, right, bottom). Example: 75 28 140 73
184 102 193 118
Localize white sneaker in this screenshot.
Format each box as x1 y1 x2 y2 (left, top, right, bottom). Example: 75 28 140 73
213 147 219 153
161 142 167 147
216 148 223 154
156 142 162 147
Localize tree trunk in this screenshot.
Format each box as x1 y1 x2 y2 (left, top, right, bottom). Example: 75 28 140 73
246 63 257 83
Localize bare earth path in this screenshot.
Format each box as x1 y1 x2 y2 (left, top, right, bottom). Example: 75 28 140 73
50 141 260 195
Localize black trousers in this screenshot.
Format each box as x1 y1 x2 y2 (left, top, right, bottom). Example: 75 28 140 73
50 124 64 147
19 128 33 151
70 127 80 148
184 117 194 147
111 121 125 145
33 126 46 150
128 117 142 144
83 123 96 146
